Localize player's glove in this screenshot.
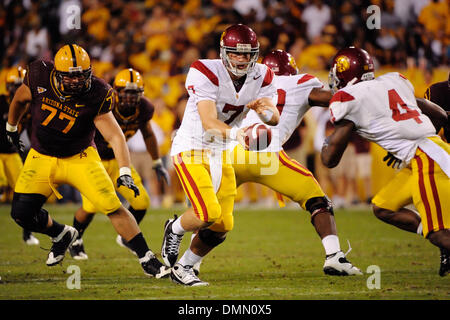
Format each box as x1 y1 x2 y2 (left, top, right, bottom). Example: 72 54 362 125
6 124 25 156
117 167 140 197
152 158 170 186
383 152 402 169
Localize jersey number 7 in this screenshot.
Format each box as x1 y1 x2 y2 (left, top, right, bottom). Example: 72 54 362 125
388 89 422 124
223 103 244 125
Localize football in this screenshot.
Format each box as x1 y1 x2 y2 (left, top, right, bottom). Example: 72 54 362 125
244 123 272 151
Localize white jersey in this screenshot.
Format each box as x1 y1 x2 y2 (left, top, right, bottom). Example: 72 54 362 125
329 72 437 165
171 59 276 155
238 73 323 152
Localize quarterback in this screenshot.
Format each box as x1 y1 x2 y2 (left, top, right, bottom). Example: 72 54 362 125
68 68 170 260
6 44 169 278
321 47 450 276
161 24 279 286
191 50 362 277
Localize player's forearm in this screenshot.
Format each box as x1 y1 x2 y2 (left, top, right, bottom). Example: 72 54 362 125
321 137 346 168
201 117 233 139
8 85 32 126
144 135 160 160
321 120 355 168
416 98 447 133
308 88 332 107
109 135 132 169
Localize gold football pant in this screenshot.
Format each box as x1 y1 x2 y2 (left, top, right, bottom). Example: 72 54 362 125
172 150 236 233
15 147 122 214
231 144 325 210
81 159 150 213
372 138 450 238
0 152 23 188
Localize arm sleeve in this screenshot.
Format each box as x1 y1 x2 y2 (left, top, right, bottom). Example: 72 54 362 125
257 66 276 99
329 90 358 125
294 75 324 107
185 68 218 105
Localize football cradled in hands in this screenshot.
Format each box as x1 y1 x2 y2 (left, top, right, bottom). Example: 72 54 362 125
244 123 272 151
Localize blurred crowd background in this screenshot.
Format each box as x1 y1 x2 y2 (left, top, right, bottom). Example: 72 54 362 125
1 0 449 209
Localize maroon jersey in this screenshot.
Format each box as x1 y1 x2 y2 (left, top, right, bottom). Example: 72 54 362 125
0 95 17 153
24 60 114 157
424 80 449 141
95 96 155 160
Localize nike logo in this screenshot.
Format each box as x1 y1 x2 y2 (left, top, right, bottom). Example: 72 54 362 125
75 103 85 108
32 156 39 159
253 75 261 80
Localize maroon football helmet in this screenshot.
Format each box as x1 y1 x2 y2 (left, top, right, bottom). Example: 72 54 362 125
329 47 375 92
220 24 259 77
262 49 298 76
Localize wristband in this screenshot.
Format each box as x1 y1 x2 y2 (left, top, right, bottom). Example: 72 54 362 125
152 158 162 167
229 127 238 140
6 123 18 132
257 109 274 123
322 136 330 149
119 167 131 176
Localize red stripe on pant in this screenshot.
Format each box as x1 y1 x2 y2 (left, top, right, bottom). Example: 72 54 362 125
415 155 434 232
278 151 311 177
177 153 209 221
426 154 444 230
172 156 199 217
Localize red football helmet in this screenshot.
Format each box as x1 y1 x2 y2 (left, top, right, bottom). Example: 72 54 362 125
220 24 259 77
329 47 375 92
262 49 298 76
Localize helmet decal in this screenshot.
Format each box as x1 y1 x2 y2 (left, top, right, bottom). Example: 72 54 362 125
335 55 350 73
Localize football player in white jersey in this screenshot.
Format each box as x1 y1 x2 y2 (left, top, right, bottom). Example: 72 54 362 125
161 24 280 286
191 50 362 277
322 47 450 275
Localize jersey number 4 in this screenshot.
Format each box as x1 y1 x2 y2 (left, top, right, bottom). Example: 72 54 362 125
388 89 422 124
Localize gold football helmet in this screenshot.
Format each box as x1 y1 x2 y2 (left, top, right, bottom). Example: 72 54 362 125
6 66 26 96
113 68 144 114
54 44 92 95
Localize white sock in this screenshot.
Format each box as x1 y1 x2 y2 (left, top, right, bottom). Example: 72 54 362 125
322 235 341 256
172 217 186 235
416 222 423 235
179 248 202 267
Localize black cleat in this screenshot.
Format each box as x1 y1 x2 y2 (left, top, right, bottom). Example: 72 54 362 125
23 229 39 245
439 248 449 277
69 238 88 260
140 251 171 279
46 226 78 266
161 215 183 267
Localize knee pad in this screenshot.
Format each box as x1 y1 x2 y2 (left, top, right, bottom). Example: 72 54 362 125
198 228 226 248
129 207 146 224
11 193 48 232
305 196 334 224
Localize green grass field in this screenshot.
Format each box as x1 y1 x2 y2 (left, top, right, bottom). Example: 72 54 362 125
0 203 448 300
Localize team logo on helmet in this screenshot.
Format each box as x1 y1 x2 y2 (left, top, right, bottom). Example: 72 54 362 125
335 55 350 73
288 56 297 70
